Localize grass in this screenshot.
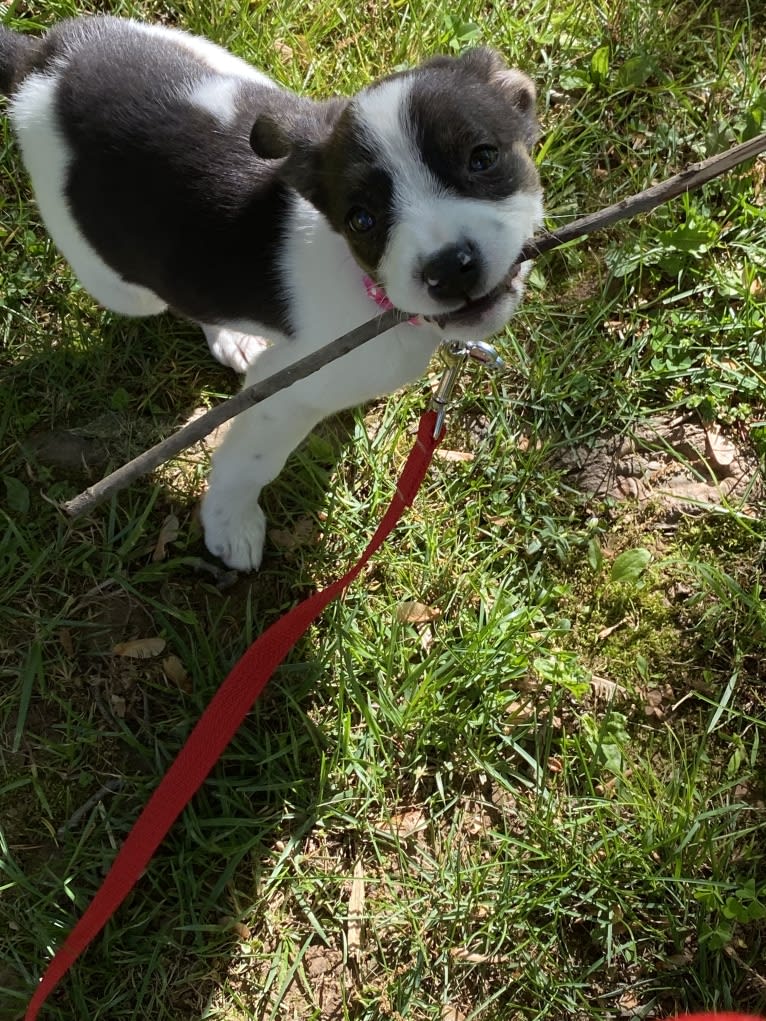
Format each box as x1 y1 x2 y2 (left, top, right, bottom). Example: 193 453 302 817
1 0 765 1018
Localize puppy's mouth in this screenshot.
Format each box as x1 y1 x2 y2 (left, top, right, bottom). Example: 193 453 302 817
425 262 522 328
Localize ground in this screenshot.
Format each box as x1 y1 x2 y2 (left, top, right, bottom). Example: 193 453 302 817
1 1 765 1019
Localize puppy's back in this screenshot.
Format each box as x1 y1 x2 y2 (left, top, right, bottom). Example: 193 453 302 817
3 15 303 331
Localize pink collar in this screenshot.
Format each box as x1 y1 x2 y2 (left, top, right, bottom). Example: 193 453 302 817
363 275 420 324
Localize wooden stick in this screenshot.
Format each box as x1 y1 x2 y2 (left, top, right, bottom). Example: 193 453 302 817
62 309 404 517
517 131 766 261
61 131 766 518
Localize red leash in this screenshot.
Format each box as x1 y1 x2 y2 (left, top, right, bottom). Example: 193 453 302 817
26 409 443 1019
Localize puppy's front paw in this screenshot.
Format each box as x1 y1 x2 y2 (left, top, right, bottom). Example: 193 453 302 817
208 329 269 373
201 497 266 572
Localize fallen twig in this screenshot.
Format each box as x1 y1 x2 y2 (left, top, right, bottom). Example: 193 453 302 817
61 131 766 518
56 778 125 838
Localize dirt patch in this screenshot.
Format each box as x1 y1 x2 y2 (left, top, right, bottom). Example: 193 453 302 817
24 412 157 476
300 945 346 1018
555 413 764 518
221 943 347 1020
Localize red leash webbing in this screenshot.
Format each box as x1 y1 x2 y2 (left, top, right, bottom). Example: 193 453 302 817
26 410 442 1020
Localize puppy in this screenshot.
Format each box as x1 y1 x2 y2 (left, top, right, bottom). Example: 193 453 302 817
0 16 543 570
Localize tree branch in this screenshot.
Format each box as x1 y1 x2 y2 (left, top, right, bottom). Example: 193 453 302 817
61 131 766 518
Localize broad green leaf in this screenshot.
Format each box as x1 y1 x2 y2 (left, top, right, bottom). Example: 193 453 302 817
617 54 654 88
610 548 652 584
590 46 610 86
587 537 604 572
3 476 30 515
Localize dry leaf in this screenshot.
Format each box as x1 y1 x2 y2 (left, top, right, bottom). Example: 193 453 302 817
662 477 723 505
58 628 74 657
395 600 441 624
504 700 535 721
347 860 365 961
657 949 694 970
643 684 674 719
268 515 316 551
705 426 737 470
268 529 295 549
590 675 627 701
380 807 427 839
441 1007 466 1021
450 948 515 964
219 916 252 941
274 39 294 61
617 990 641 1012
596 619 626 641
434 448 475 462
231 920 251 941
546 755 563 774
112 637 166 658
486 514 511 527
110 694 126 718
152 513 180 562
163 655 191 691
461 800 493 837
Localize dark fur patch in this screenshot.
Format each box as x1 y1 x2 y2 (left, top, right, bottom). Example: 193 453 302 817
26 16 326 334
0 26 39 94
282 106 395 275
406 52 539 200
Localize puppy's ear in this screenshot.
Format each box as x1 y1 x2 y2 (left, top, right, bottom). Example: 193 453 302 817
459 48 538 148
249 116 293 160
250 98 348 208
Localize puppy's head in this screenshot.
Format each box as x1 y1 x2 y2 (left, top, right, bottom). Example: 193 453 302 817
251 48 543 340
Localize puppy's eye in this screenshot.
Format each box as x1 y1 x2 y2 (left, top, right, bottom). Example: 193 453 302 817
468 145 499 172
347 207 376 233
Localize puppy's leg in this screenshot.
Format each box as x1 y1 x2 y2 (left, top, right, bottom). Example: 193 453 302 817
200 344 325 571
201 326 438 571
201 325 270 373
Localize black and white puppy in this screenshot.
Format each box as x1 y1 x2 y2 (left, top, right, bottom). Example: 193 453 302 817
0 16 543 570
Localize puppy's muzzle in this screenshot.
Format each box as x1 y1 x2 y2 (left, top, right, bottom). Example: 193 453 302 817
422 241 482 302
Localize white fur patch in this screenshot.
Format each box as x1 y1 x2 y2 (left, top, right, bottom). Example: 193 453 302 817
10 72 167 316
201 324 270 372
187 75 240 125
383 189 543 315
132 21 276 87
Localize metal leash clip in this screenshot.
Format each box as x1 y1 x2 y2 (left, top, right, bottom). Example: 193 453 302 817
430 339 505 438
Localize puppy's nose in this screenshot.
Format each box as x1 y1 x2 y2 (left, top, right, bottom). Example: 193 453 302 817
422 241 481 301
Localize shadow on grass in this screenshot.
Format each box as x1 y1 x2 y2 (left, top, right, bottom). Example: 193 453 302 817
1 305 365 1017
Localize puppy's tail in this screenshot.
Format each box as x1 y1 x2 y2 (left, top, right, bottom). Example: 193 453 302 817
0 25 37 96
